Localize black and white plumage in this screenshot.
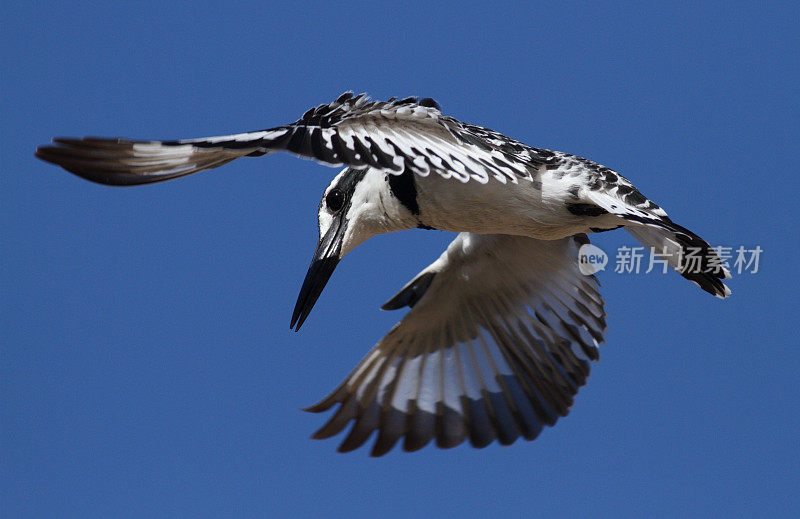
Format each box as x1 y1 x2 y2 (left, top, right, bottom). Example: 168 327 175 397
306 231 603 455
36 92 730 455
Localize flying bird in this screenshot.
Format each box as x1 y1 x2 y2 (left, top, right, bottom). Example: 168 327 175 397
36 92 730 456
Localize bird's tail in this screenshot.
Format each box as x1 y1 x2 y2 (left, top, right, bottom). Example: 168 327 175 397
583 187 730 298
625 220 731 298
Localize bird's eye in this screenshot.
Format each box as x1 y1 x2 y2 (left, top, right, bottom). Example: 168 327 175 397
325 188 345 213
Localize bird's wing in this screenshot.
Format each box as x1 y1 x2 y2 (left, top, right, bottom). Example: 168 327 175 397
36 92 555 186
305 232 606 456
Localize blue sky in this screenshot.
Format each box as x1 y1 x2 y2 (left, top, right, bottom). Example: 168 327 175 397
2 2 798 517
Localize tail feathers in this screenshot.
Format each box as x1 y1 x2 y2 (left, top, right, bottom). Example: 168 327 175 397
625 218 731 299
35 137 261 186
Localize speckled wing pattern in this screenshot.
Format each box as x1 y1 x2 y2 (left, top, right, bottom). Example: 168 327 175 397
35 92 560 186
237 92 557 184
305 233 606 456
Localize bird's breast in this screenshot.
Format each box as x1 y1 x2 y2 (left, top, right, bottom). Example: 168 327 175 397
413 172 586 240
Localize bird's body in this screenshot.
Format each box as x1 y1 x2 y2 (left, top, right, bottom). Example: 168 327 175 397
36 92 730 456
411 155 628 238
320 160 619 242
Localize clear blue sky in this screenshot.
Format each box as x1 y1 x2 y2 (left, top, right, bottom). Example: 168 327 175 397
3 2 798 517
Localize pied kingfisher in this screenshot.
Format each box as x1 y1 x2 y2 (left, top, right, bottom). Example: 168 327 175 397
36 92 730 456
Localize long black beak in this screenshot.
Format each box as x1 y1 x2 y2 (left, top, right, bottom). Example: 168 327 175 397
290 218 345 331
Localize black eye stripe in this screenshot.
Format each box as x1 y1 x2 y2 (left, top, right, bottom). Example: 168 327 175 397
326 188 345 212
321 167 367 215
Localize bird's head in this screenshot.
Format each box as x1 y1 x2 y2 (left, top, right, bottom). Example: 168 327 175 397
290 167 414 331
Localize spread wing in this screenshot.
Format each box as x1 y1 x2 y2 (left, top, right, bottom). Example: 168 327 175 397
35 92 555 186
306 233 606 456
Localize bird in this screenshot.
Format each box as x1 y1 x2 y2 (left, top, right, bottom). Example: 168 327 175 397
36 92 730 456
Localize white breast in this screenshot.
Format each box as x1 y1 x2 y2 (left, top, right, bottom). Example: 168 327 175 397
414 167 587 239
